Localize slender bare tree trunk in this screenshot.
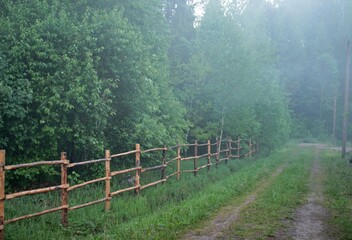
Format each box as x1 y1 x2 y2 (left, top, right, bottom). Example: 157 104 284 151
332 96 337 144
342 40 351 158
218 114 224 153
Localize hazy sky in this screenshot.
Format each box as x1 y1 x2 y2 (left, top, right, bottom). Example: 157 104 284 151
193 0 279 20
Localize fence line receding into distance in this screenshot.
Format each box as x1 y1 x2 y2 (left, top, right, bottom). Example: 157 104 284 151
0 137 257 240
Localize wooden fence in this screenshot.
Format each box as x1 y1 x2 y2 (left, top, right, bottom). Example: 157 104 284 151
0 137 256 239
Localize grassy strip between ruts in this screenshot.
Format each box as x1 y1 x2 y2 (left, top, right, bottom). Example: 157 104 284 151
225 147 313 239
322 150 352 240
7 147 293 240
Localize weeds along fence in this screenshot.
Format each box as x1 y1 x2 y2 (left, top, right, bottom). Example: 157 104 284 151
0 137 256 239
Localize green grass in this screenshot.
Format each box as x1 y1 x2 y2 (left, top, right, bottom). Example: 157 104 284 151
226 147 313 239
5 148 293 240
322 150 352 240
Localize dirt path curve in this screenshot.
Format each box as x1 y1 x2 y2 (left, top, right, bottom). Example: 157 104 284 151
284 145 331 240
298 142 352 153
180 164 287 240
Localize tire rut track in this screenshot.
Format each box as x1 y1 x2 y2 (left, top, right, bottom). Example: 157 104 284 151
281 146 331 240
180 163 287 240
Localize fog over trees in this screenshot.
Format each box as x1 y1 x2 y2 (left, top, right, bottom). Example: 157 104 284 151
0 0 351 183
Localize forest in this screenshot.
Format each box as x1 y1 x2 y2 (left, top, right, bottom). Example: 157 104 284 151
0 0 351 186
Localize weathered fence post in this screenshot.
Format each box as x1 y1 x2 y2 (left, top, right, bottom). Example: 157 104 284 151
61 152 69 227
177 145 181 181
105 150 111 211
135 144 141 194
237 137 241 158
227 137 232 160
0 150 5 240
253 140 256 155
249 139 252 158
194 140 198 176
207 140 211 171
225 139 228 164
161 145 166 183
216 137 219 167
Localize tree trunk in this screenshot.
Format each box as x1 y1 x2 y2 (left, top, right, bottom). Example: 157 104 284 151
218 115 224 153
342 40 351 158
332 96 337 144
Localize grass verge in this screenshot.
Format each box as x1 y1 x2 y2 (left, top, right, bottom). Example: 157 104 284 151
6 147 294 240
322 150 352 240
226 147 313 239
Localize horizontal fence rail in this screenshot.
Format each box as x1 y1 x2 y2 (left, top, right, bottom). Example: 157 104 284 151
0 137 257 240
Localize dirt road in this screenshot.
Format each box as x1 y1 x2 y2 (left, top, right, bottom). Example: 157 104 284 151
181 164 287 240
180 144 332 240
279 146 331 240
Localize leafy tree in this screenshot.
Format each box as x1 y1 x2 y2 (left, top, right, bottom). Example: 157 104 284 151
0 0 189 188
174 0 292 151
263 0 347 138
114 0 189 149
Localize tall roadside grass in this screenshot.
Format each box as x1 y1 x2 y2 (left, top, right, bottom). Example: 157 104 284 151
6 148 293 240
227 147 313 239
322 150 352 240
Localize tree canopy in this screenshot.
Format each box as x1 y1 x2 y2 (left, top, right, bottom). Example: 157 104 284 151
1 0 350 185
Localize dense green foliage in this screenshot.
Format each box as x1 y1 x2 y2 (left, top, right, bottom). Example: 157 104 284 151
0 1 187 164
168 0 291 151
4 0 350 185
2 1 352 238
